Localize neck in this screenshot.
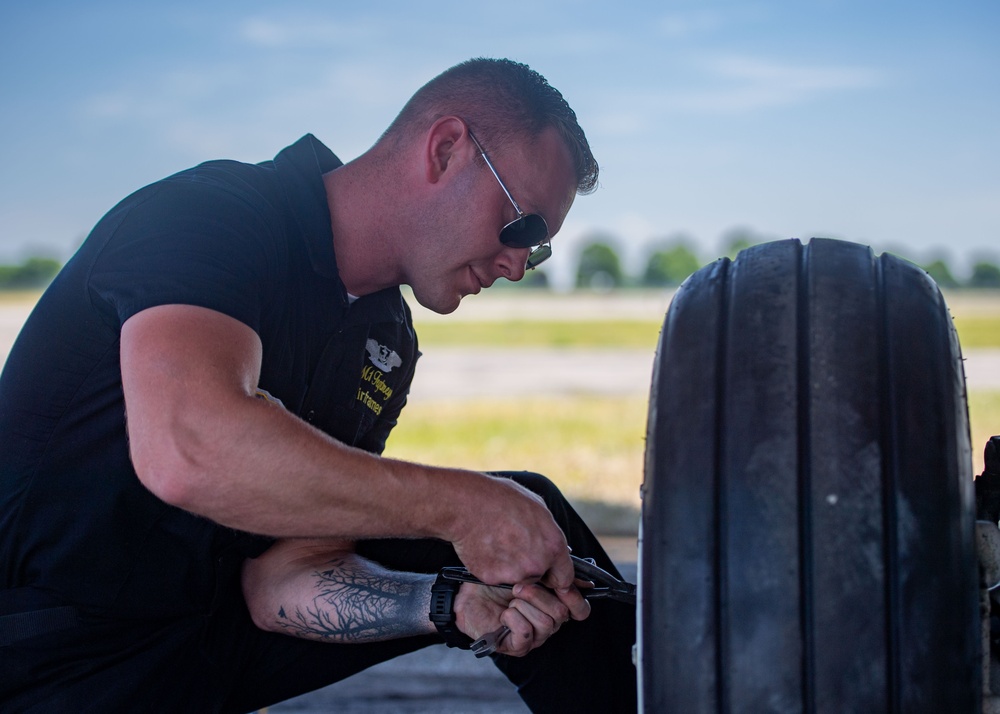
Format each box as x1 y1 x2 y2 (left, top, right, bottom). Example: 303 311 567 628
323 154 405 296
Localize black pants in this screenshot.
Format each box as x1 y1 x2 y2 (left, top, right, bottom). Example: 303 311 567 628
1 472 637 713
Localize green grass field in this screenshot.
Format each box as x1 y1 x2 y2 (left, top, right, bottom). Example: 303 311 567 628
0 289 45 305
385 391 1000 511
383 396 648 509
971 391 1000 475
954 316 1000 349
411 319 661 349
412 314 1000 350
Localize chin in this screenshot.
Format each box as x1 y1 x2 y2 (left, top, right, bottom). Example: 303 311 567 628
433 301 461 315
413 289 462 315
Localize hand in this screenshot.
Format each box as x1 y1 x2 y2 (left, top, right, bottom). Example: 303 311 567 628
449 475 578 594
454 580 591 657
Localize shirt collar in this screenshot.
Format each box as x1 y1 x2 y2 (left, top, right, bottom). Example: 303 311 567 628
273 135 407 324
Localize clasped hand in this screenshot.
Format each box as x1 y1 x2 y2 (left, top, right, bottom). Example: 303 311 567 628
453 577 591 657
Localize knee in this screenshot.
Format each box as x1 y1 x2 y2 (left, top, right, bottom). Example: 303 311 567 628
491 470 567 511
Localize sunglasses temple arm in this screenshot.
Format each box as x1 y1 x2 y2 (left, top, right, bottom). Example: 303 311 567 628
468 131 526 217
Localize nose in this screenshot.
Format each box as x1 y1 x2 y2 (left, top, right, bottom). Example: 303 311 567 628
495 245 529 282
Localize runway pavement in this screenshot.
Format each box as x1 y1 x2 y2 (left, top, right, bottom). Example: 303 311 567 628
405 346 1000 401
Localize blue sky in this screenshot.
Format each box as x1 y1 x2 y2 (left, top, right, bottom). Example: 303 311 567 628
2 1 997 288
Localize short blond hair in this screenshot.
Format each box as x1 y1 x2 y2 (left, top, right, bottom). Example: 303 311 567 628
382 58 598 195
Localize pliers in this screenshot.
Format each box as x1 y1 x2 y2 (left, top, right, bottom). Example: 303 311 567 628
471 625 511 658
568 555 637 605
442 554 636 657
441 554 636 605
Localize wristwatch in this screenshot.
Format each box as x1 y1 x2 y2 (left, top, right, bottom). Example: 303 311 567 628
429 571 473 649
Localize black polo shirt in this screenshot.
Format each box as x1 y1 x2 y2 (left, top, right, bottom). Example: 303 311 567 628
0 135 419 618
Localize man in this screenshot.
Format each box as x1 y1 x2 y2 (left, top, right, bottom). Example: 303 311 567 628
0 58 636 711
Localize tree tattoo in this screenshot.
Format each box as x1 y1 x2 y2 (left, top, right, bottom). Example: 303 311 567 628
276 556 428 643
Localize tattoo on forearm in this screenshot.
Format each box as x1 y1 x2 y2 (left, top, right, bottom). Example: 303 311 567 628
275 557 428 643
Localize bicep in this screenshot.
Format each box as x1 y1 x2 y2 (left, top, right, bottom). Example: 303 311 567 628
120 304 263 494
121 303 263 397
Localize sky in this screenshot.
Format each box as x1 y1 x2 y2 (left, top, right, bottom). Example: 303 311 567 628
2 0 997 289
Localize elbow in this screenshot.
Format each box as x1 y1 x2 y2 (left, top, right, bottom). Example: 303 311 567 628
128 428 214 512
241 557 281 633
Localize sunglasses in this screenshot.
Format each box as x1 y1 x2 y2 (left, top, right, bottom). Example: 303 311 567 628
468 131 551 270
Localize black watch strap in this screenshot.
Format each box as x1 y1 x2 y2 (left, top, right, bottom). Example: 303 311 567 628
429 571 473 649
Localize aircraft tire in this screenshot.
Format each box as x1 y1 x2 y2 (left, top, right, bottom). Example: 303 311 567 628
639 237 979 712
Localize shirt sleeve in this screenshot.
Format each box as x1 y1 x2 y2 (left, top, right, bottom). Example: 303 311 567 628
85 175 283 334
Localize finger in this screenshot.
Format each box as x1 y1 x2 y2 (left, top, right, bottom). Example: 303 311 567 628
556 586 591 622
517 579 590 623
502 597 573 655
511 582 571 624
497 607 535 657
539 550 576 592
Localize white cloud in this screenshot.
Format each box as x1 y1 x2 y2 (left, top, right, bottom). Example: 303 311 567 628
657 10 726 38
574 52 886 143
589 110 648 137
655 5 769 40
673 55 886 112
238 18 289 47
81 92 134 119
238 17 334 47
713 55 884 90
236 15 377 48
73 53 438 164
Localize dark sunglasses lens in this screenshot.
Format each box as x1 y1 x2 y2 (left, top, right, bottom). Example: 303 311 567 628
526 243 552 270
499 214 548 248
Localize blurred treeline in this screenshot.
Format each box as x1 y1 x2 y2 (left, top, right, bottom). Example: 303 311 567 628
0 257 61 290
524 229 1000 291
4 231 999 292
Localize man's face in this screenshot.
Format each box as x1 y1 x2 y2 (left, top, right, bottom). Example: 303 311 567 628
408 126 578 315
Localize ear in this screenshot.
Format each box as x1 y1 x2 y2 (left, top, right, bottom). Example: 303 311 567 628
423 116 469 184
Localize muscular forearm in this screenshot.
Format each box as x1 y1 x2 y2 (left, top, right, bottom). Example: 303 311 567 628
243 541 436 644
133 379 572 586
134 386 466 539
123 304 471 541
122 304 577 589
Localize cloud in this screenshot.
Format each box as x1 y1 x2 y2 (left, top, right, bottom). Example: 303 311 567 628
575 50 887 141
81 92 135 119
713 55 884 91
74 53 436 163
657 10 727 38
674 55 886 112
237 15 376 48
238 17 332 47
589 110 648 137
655 5 770 40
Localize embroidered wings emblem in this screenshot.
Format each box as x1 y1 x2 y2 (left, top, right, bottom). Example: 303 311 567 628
365 339 403 373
